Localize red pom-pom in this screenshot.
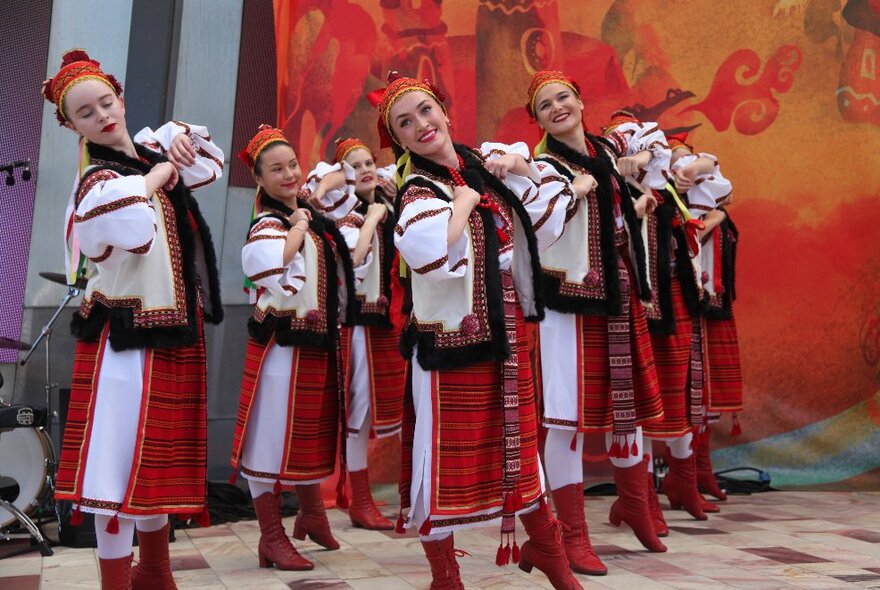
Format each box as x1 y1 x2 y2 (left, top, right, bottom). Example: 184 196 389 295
395 515 406 535
608 440 622 458
495 543 506 566
418 518 432 536
70 506 84 526
460 314 479 336
511 540 520 563
631 440 639 457
305 309 322 326
376 295 389 309
584 269 600 288
273 478 282 495
387 71 403 84
105 514 120 535
701 271 710 284
61 48 92 66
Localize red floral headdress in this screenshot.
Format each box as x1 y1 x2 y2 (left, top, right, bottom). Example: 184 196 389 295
238 124 290 170
334 137 372 163
525 70 581 119
367 71 446 148
42 49 123 125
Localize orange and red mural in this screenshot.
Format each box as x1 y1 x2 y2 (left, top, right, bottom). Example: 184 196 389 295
273 0 880 488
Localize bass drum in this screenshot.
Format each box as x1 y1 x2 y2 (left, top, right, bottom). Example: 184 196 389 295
0 427 55 529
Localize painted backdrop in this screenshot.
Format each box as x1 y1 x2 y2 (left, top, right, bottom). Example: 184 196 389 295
272 0 880 488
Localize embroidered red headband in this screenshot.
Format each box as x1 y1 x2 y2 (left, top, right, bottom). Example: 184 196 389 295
42 49 123 125
334 137 372 163
367 71 446 148
238 124 290 170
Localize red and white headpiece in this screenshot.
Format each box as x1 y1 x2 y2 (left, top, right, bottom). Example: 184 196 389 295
367 71 447 149
525 70 581 119
238 124 290 170
334 137 372 163
42 49 123 125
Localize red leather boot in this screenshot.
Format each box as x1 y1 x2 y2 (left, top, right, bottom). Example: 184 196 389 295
131 524 177 589
661 450 708 520
518 502 584 589
293 483 340 550
421 534 465 590
99 553 133 590
348 469 393 530
550 483 607 575
695 426 728 501
608 458 667 552
645 472 669 537
252 492 314 570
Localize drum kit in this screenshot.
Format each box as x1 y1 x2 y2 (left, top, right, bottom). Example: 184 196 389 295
0 270 85 557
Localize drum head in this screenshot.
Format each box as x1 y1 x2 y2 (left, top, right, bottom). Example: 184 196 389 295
0 428 53 529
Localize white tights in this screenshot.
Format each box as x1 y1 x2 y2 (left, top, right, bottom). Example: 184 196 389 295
94 514 168 559
346 414 371 472
645 432 694 471
543 428 584 490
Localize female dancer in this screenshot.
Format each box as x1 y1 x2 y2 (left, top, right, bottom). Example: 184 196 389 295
375 72 582 589
525 71 667 561
45 49 224 589
331 137 406 529
669 133 740 502
229 125 356 570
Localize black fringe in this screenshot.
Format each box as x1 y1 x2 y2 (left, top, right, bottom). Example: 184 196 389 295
71 142 224 351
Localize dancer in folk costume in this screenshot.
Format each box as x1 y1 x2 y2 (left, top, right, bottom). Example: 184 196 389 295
525 71 667 561
669 132 741 502
229 125 357 570
602 113 719 536
372 72 582 589
45 50 224 589
328 137 406 529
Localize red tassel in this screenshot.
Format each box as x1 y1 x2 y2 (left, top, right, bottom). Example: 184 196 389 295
731 415 742 436
630 440 639 457
105 514 120 535
273 478 282 495
195 506 211 528
608 440 621 458
228 471 238 484
502 543 511 565
569 432 578 451
418 518 432 536
511 540 520 563
395 515 406 535
495 543 506 566
70 506 84 526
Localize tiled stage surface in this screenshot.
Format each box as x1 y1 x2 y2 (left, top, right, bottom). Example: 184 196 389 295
3 490 880 589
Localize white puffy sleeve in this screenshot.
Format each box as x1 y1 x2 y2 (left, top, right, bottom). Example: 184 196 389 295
303 161 358 221
480 141 574 252
394 185 468 283
241 217 306 297
69 169 157 269
337 210 371 286
133 121 224 190
672 152 733 213
609 121 671 190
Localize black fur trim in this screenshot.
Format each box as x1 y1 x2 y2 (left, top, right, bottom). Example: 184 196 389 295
71 141 224 351
349 196 397 328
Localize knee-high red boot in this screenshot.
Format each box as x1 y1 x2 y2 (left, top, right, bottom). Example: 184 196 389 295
661 450 708 520
131 524 177 589
608 458 667 552
550 483 607 575
99 554 133 590
252 492 314 570
293 483 340 550
645 472 668 537
347 469 393 530
518 502 584 589
421 534 465 590
695 426 728 501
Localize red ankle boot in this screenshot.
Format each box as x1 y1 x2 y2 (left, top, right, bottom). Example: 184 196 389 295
293 483 340 550
99 553 133 590
661 451 708 520
252 492 314 570
695 427 728 501
608 458 667 552
131 524 177 589
347 469 393 530
518 502 584 589
645 472 669 537
550 483 607 575
421 534 465 590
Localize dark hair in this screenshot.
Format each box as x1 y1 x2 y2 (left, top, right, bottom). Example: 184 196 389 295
253 140 292 176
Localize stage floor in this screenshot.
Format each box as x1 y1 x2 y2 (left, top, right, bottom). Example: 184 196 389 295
2 490 880 589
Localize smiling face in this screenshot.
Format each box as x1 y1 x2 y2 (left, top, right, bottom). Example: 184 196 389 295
345 147 378 197
533 81 585 138
254 143 302 203
388 90 452 160
62 78 128 148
